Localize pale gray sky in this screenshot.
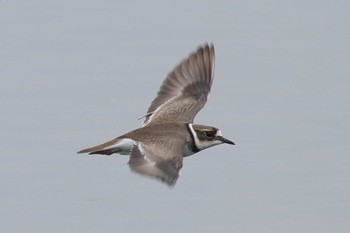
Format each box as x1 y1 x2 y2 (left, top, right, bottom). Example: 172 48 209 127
1 1 349 232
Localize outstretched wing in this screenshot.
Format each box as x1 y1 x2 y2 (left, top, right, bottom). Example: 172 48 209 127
142 44 215 126
128 141 183 186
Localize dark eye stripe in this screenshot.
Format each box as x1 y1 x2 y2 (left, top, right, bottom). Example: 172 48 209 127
204 131 215 138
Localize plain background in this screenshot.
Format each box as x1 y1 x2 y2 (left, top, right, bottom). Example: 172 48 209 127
1 1 349 232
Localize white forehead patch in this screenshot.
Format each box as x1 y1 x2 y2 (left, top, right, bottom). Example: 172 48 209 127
216 130 223 137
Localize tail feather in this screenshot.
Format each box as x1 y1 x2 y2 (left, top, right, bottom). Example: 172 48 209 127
77 137 134 156
89 148 122 155
77 137 120 154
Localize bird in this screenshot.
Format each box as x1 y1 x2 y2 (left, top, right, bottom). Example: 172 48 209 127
77 43 235 186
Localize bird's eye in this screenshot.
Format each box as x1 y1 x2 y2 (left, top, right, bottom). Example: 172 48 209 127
204 131 215 138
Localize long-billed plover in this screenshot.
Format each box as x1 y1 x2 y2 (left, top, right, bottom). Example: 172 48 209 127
78 44 234 186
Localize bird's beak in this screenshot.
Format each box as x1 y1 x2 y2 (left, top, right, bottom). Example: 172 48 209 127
216 136 235 145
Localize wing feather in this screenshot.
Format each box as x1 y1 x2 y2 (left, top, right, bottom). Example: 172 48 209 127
128 142 183 186
143 44 215 126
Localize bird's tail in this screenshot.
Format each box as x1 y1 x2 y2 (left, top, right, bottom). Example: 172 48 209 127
77 137 133 156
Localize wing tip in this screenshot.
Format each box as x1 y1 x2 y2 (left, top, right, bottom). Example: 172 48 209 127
198 42 215 57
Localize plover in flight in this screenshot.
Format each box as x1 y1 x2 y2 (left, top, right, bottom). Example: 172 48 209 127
78 44 234 186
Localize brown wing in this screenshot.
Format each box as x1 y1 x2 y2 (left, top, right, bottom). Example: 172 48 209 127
142 44 215 126
128 141 183 186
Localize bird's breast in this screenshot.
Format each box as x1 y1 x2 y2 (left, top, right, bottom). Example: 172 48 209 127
182 143 197 157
